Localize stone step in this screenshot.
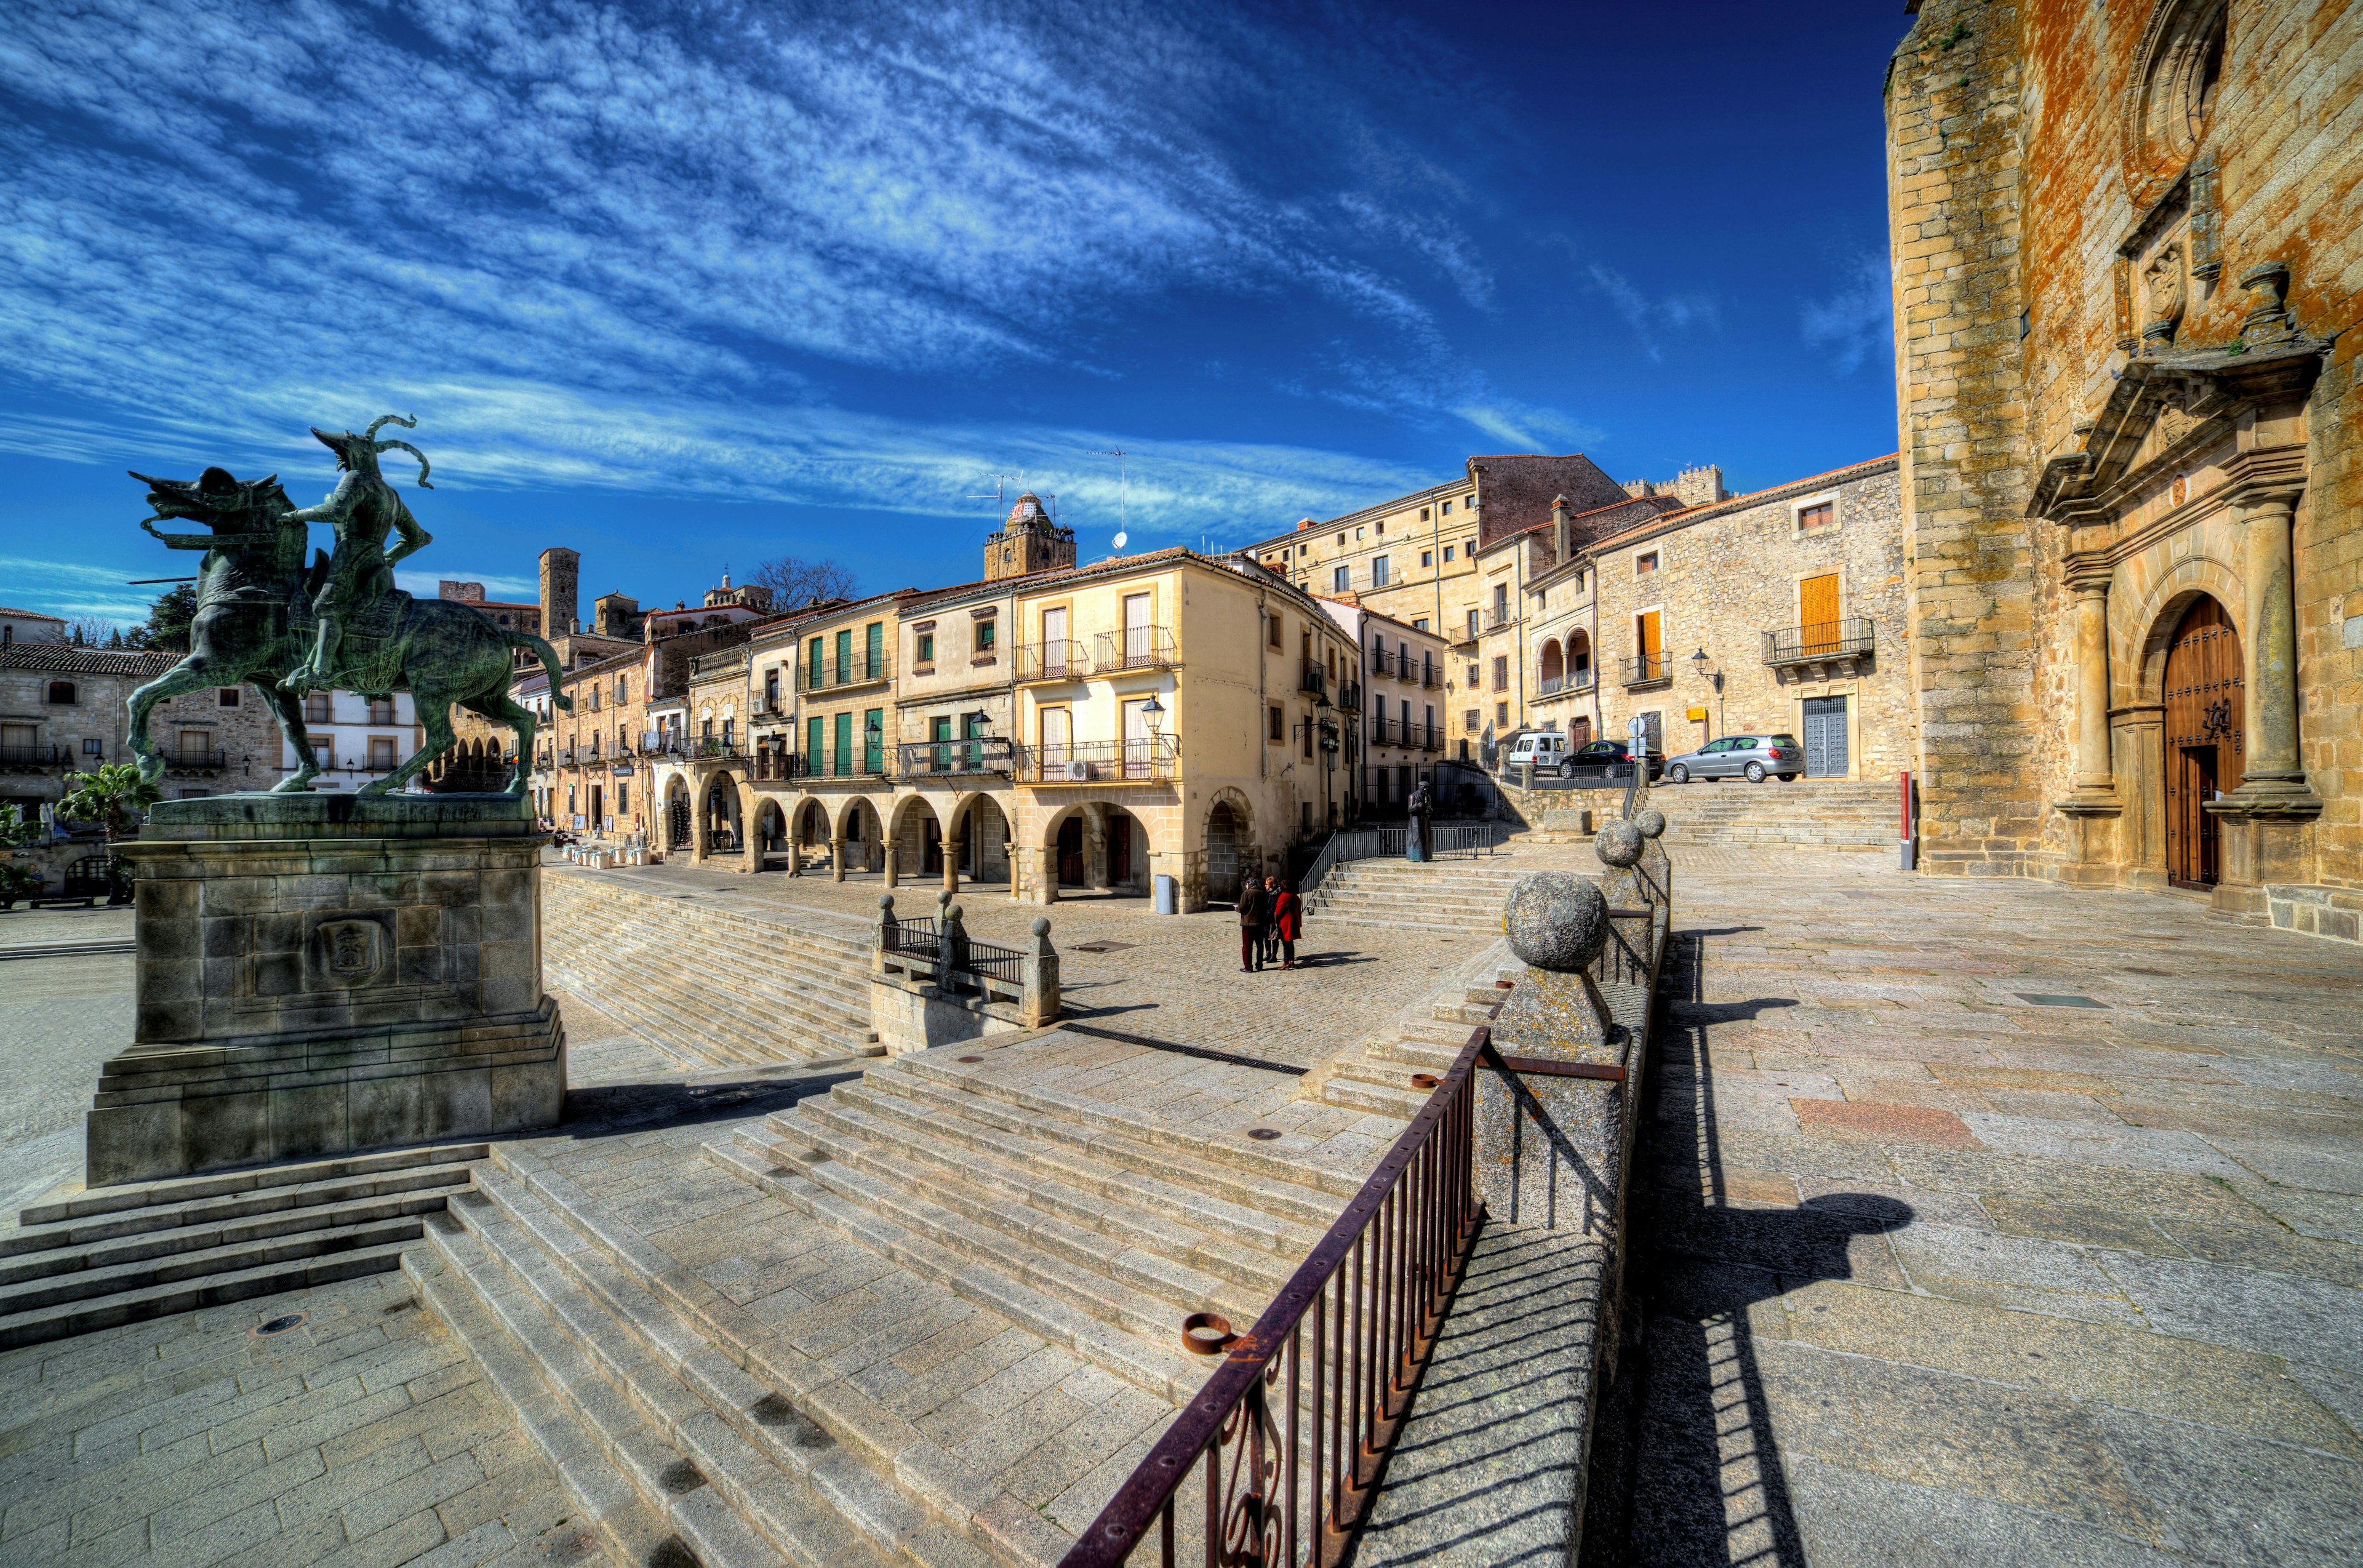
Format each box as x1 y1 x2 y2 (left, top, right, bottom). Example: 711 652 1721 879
706 1132 1205 1410
1 1157 473 1258
547 937 877 1064
554 916 874 1031
411 1207 787 1568
793 1089 1292 1317
0 1239 412 1351
18 1140 487 1227
0 1213 425 1321
497 1141 1078 1568
0 1183 460 1289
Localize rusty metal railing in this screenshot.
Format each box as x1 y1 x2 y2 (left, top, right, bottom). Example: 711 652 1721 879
1063 1007 1493 1567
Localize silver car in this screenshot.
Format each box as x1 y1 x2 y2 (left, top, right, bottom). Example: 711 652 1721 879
1663 733 1804 783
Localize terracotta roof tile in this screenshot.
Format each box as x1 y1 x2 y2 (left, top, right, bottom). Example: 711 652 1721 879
0 645 181 676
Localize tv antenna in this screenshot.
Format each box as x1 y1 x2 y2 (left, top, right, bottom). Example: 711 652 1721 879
1089 449 1128 549
966 473 1028 513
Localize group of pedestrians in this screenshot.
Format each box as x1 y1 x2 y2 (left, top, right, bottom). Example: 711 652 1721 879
1236 873 1303 972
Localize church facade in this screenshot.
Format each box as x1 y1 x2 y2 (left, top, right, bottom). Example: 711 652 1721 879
1887 0 2359 937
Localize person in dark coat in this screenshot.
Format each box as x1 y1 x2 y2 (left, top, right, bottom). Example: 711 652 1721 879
1237 876 1269 972
1260 875 1283 964
1270 879 1303 969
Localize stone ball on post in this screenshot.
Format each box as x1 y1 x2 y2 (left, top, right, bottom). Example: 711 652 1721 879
1595 820 1644 868
1501 872 1610 972
1633 808 1666 839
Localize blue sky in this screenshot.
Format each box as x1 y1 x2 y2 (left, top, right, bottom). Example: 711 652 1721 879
0 0 1905 627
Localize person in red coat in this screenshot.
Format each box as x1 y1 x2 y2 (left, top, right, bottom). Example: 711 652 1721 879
1270 879 1303 969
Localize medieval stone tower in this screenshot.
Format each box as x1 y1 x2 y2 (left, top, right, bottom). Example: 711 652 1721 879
538 547 579 636
983 494 1076 581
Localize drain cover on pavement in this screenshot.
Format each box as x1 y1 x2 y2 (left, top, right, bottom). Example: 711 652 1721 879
252 1312 309 1338
1073 940 1135 953
2014 993 2108 1009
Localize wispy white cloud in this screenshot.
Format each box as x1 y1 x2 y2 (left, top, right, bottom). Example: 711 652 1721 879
1586 265 1721 364
1449 401 1602 454
0 0 1494 541
1800 254 1893 375
0 556 161 623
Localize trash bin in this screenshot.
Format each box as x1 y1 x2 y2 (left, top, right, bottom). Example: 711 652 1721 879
1154 874 1178 915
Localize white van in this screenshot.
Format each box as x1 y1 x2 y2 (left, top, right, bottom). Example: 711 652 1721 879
1504 732 1569 770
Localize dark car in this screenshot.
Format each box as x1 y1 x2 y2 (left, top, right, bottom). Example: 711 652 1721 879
1561 738 1665 781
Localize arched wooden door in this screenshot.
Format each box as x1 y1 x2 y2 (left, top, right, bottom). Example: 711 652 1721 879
2162 596 2242 889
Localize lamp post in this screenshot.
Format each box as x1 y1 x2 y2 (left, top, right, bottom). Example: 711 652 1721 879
1690 646 1725 738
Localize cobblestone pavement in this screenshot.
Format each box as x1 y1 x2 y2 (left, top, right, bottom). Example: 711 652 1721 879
0 950 133 1221
1615 873 2363 1566
0 1268 604 1568
562 856 1474 1071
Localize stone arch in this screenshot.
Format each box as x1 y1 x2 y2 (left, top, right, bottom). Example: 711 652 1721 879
2122 550 2246 706
890 793 947 883
751 796 787 868
950 791 1012 882
1201 787 1255 903
1538 638 1565 690
833 795 886 873
1565 628 1591 674
702 771 740 857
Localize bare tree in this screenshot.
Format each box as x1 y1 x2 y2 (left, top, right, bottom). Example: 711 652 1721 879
66 615 123 647
748 555 858 610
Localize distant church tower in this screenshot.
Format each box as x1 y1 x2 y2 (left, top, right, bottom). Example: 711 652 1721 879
983 493 1076 581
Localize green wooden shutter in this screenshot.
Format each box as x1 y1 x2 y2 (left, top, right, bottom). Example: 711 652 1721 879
865 622 884 679
833 713 852 777
807 716 822 772
864 708 883 773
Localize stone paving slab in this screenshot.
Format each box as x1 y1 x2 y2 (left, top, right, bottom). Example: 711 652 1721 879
0 1268 609 1567
1613 871 2363 1566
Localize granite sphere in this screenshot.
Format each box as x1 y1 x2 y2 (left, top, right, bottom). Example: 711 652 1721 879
1594 820 1644 868
1634 808 1666 840
1501 873 1610 972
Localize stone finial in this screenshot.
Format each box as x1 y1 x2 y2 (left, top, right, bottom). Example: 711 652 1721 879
1633 808 1666 839
1029 916 1054 956
1595 820 1643 868
1501 873 1610 972
2239 259 2295 338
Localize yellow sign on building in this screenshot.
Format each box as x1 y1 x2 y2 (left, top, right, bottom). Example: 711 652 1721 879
1686 706 1708 721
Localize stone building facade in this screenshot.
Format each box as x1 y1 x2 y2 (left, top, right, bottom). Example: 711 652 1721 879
0 645 283 817
1887 0 2359 933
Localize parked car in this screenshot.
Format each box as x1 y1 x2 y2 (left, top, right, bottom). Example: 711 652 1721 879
1503 731 1571 772
1561 738 1664 781
1663 733 1804 784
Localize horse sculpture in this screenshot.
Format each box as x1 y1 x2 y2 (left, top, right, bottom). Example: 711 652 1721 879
126 420 572 796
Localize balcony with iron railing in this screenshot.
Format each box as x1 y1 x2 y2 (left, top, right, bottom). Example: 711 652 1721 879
1014 641 1092 684
1418 660 1441 689
164 748 230 772
1298 660 1329 699
686 735 743 762
895 737 1014 778
1763 616 1875 669
749 692 790 719
1537 668 1596 698
1484 605 1513 630
745 748 806 782
810 746 889 780
1365 717 1441 752
1014 735 1178 784
1338 679 1362 711
1369 645 1397 678
1623 653 1673 689
1092 626 1177 673
0 743 65 770
801 652 892 693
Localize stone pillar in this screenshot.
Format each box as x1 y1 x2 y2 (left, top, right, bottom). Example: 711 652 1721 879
943 838 963 895
1021 917 1061 1026
2231 492 2311 804
883 840 900 889
831 835 847 882
2071 577 2116 796
1028 846 1058 905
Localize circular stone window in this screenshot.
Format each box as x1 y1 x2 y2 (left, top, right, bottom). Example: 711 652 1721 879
2124 0 2228 201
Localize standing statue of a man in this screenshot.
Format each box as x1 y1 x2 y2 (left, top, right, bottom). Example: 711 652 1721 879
1406 778 1435 862
280 415 434 694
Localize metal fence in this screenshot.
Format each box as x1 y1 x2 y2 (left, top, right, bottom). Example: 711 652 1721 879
1060 1009 1491 1567
1300 820 1503 898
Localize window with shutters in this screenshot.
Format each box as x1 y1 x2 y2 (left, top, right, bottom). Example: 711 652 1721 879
1268 705 1284 742
1793 497 1839 536
1492 655 1508 691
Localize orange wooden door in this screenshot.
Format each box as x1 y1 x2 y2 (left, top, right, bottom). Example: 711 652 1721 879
2162 596 2242 888
1637 610 1661 678
1800 574 1840 654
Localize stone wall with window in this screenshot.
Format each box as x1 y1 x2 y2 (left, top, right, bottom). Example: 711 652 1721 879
1587 458 1911 779
0 646 286 816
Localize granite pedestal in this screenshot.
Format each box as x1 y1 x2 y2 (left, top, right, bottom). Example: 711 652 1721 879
86 794 566 1186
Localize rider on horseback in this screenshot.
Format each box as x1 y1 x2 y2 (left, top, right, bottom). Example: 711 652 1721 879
280 415 434 695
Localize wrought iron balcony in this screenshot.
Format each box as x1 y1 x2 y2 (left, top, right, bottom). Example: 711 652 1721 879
1338 679 1362 710
746 748 805 782
1622 654 1673 689
1014 736 1178 784
1093 626 1177 673
164 748 230 772
1484 606 1512 630
1763 617 1875 669
811 747 889 780
1418 661 1441 689
1014 641 1092 683
686 736 742 761
801 653 892 692
1298 660 1329 698
896 738 1014 777
0 743 64 770
1369 646 1397 678
1537 670 1595 697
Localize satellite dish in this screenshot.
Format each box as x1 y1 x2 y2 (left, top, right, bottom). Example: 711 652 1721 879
1112 532 1128 550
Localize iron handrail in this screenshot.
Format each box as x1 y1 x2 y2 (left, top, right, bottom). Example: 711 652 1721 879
1062 1020 1490 1567
1762 616 1874 664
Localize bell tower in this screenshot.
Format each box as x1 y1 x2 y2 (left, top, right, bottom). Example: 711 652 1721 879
983 493 1076 581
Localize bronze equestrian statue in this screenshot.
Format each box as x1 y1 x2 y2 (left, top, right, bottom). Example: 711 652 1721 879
126 417 571 796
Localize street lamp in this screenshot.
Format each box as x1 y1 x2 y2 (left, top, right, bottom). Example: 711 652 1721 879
1139 694 1166 733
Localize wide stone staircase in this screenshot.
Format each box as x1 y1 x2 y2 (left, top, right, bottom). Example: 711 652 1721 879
545 871 884 1071
1304 858 1527 935
0 1141 481 1350
1648 777 1896 850
402 1032 1385 1567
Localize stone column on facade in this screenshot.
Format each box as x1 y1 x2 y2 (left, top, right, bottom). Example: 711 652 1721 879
2069 574 2118 799
942 838 962 895
2226 491 2315 809
883 839 899 889
830 834 847 882
1029 846 1058 905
